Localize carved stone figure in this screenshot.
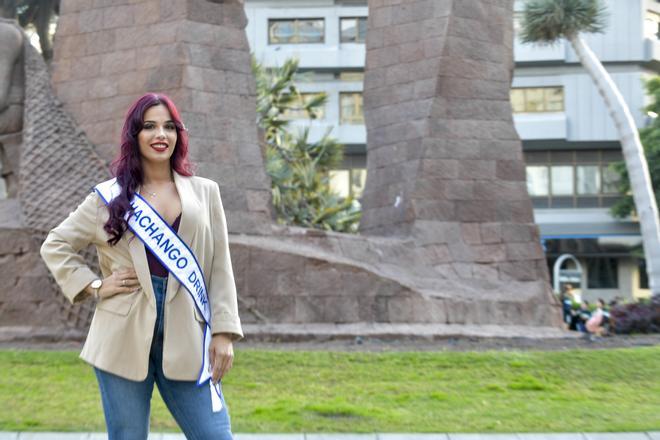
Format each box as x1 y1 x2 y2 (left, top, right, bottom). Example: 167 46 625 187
0 18 23 198
0 19 107 335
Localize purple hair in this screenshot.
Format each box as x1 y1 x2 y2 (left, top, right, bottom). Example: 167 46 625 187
103 93 194 245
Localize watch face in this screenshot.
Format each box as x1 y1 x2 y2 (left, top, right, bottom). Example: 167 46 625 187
91 279 102 289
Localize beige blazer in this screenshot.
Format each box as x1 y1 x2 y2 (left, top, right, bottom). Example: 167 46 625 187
40 171 243 381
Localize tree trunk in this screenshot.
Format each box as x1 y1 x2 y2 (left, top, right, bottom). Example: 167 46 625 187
35 0 53 61
569 34 660 295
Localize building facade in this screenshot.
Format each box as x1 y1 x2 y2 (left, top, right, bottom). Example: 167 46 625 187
244 0 659 301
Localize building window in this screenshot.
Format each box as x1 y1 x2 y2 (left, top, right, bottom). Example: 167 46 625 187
340 17 367 43
329 155 367 199
639 259 649 289
340 92 364 125
511 87 564 113
329 168 367 199
0 145 12 199
526 165 549 196
350 168 367 198
513 12 523 34
645 11 660 40
339 71 364 82
576 165 600 195
524 150 624 208
601 164 621 194
329 170 350 197
550 165 574 196
282 93 326 120
268 18 325 44
586 257 618 289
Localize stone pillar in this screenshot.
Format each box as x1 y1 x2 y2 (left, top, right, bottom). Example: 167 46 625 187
361 0 551 285
0 18 23 198
52 0 272 234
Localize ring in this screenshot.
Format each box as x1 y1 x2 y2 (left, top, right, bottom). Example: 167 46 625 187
122 279 125 286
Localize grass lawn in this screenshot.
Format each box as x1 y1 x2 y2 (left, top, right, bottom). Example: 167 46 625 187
1 347 659 433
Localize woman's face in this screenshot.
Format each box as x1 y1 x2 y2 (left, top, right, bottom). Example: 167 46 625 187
138 104 177 165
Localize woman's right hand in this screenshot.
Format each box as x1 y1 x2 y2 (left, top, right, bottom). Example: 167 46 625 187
88 268 141 300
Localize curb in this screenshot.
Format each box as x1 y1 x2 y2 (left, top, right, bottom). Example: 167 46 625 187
0 324 581 345
0 433 658 440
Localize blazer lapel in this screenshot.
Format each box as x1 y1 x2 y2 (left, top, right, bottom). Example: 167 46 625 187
124 172 198 306
127 229 155 307
166 171 199 302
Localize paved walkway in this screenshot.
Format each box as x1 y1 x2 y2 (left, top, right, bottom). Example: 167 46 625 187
1 433 658 439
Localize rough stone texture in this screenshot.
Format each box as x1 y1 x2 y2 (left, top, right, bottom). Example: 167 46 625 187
51 0 273 235
230 224 560 327
20 40 109 233
0 229 61 328
356 0 560 326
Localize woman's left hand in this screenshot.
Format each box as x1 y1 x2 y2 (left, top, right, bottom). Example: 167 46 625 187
209 333 234 384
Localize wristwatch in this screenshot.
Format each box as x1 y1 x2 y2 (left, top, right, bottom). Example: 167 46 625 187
90 279 103 300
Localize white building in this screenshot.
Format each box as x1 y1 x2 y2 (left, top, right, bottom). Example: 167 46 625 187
244 0 659 301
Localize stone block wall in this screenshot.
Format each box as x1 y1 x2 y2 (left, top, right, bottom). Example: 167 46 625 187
0 228 62 327
359 0 553 294
51 0 272 235
231 227 561 327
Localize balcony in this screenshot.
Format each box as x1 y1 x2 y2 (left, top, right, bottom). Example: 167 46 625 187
513 112 567 140
644 37 660 62
288 120 366 145
534 208 639 237
514 38 566 63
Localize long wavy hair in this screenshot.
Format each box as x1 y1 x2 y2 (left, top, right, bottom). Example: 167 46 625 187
104 93 194 245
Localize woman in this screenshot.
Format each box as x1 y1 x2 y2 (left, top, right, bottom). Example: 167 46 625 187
40 93 243 439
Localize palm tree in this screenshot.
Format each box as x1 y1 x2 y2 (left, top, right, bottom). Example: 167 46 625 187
521 0 660 296
252 57 361 232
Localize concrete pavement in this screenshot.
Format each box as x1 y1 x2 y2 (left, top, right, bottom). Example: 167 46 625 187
0 433 658 439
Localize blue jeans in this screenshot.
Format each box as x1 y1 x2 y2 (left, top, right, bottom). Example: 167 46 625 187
94 275 233 440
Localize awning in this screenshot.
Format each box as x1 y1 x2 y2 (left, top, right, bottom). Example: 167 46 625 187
540 235 644 258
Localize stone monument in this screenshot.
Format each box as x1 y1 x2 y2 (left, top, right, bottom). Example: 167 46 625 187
361 0 551 293
0 0 563 342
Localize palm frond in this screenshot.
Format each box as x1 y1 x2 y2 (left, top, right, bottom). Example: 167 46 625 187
520 0 607 43
252 56 362 233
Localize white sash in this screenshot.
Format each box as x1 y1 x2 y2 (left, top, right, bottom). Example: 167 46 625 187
94 178 223 412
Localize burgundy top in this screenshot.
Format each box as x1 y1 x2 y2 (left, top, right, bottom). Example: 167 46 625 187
146 213 182 277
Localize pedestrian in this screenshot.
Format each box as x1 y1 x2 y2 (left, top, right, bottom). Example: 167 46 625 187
560 283 575 329
40 93 243 439
574 300 591 333
586 298 609 339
